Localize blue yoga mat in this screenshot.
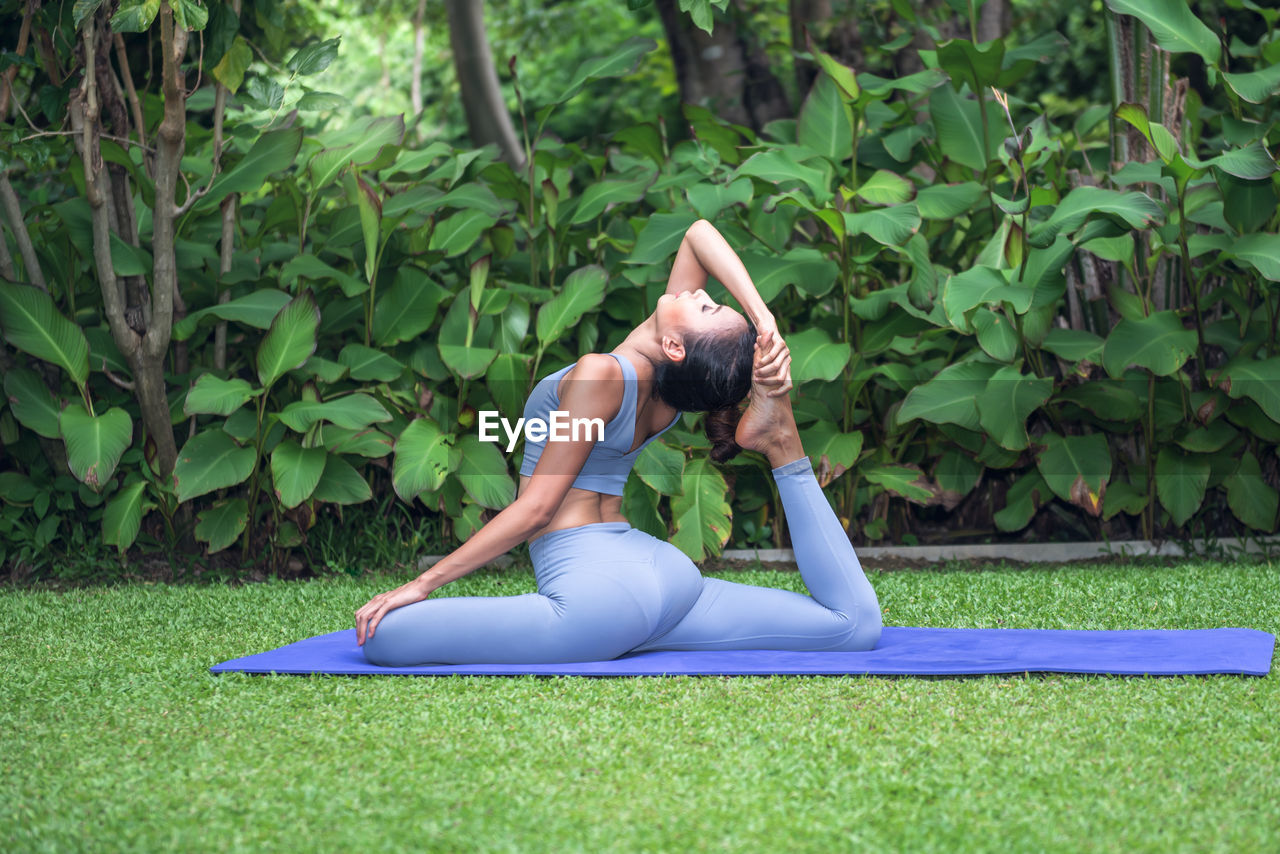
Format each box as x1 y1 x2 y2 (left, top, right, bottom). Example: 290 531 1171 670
210 626 1274 677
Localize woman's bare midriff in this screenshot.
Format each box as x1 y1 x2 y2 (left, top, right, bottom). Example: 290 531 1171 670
519 477 629 544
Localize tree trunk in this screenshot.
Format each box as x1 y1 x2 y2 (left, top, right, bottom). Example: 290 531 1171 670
654 0 792 131
411 0 426 116
977 0 1007 43
444 0 525 169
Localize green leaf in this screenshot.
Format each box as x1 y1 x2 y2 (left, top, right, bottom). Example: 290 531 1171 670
972 308 1018 362
800 424 864 484
553 36 657 105
392 419 454 503
73 0 105 28
1223 62 1280 104
257 291 320 388
1036 432 1110 516
1101 311 1197 378
184 373 256 416
59 403 132 490
270 440 327 509
171 0 208 30
3 367 60 438
1188 140 1277 180
798 74 853 161
0 281 90 389
309 115 406 195
993 469 1049 531
337 344 404 382
897 361 1000 431
312 455 372 505
976 367 1053 451
1154 447 1210 526
734 150 833 205
535 265 608 344
195 129 304 213
454 434 515 510
855 170 915 206
942 265 1034 332
915 182 985 219
686 177 754 220
634 439 686 496
173 290 292 341
929 84 1003 172
569 173 656 225
110 0 160 32
668 456 731 561
372 266 451 346
173 429 256 503
1103 0 1220 66
863 463 937 505
841 203 921 245
211 37 252 93
1230 232 1280 281
1102 478 1147 521
277 394 392 432
316 424 394 458
1217 357 1280 423
787 327 851 384
936 38 1006 94
1040 328 1104 363
1028 187 1163 248
429 209 497 257
1225 452 1279 532
279 255 365 298
103 481 148 553
739 249 840 301
1056 382 1143 422
194 499 248 554
625 212 699 265
287 37 340 75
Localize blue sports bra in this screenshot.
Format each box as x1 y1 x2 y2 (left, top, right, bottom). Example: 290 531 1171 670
518 352 681 496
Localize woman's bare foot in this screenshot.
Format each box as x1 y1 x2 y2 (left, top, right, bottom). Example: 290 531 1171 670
736 379 806 469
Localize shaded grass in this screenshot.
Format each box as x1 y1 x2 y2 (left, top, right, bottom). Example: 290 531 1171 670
2 560 1278 852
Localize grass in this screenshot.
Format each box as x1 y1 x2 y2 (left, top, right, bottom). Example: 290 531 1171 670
2 558 1278 853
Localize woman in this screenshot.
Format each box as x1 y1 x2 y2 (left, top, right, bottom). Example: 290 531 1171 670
355 219 882 665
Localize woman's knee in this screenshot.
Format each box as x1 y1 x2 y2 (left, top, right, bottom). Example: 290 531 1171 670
839 601 883 651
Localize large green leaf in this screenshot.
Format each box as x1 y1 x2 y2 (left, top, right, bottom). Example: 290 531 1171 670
438 293 498 379
972 309 1018 362
535 265 608 344
308 114 406 195
1154 447 1210 526
1035 432 1110 516
552 36 657 105
855 170 915 206
841 203 921 246
1101 311 1197 379
1223 62 1280 104
863 463 937 505
257 291 320 388
270 440 327 509
787 327 851 384
173 429 256 503
993 469 1049 531
277 394 392 432
454 434 515 510
173 290 292 341
929 84 1002 172
1103 0 1220 66
1217 356 1280 423
194 498 249 554
1028 187 1163 248
3 367 60 438
338 344 404 382
976 366 1053 450
634 438 686 496
915 182 986 219
739 249 841 300
942 265 1034 332
59 403 132 490
569 173 657 225
102 481 148 553
1230 233 1280 282
372 266 451 346
669 456 731 562
312 455 372 505
429 209 497 257
392 419 454 503
110 0 159 32
280 254 366 297
687 177 754 220
936 38 1006 94
625 212 699 265
797 73 853 161
1225 452 1279 532
194 129 303 213
733 150 832 205
897 361 1000 431
0 281 89 388
485 354 532 427
184 373 257 417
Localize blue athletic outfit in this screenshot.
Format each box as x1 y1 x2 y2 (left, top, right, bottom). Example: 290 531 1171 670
361 351 882 666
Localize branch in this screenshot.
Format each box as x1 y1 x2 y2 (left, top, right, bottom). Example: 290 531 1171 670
0 0 35 121
100 358 136 391
0 172 48 291
16 128 156 153
113 33 148 152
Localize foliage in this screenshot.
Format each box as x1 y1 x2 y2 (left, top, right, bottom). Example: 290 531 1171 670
1 0 1279 579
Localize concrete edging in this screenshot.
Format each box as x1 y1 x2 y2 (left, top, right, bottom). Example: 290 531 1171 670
420 536 1280 570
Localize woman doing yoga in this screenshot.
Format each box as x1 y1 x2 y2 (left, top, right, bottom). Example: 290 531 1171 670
355 219 882 665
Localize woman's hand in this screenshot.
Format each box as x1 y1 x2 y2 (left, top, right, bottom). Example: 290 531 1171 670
355 577 431 646
753 328 792 398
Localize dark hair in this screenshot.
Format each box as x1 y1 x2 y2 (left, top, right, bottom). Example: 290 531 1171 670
652 319 758 463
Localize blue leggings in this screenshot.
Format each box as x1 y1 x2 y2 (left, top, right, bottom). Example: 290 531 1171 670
361 456 882 666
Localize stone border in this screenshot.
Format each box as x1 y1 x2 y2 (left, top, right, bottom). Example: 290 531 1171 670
420 536 1280 571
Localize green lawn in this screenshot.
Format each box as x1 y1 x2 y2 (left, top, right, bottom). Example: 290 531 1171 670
2 559 1278 852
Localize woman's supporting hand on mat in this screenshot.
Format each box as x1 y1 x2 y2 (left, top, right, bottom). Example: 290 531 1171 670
356 578 431 645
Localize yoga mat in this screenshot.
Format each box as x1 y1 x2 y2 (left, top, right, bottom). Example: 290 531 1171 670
210 627 1275 677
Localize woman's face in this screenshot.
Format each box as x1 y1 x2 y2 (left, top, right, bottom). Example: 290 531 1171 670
656 288 745 340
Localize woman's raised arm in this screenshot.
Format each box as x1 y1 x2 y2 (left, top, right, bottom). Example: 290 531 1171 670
665 219 772 327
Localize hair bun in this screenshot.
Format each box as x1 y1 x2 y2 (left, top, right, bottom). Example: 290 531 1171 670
705 402 745 463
